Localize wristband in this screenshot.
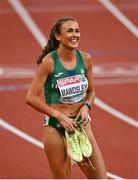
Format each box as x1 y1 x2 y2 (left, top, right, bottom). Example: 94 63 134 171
83 103 91 111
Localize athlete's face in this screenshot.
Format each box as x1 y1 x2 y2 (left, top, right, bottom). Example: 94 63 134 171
56 20 80 49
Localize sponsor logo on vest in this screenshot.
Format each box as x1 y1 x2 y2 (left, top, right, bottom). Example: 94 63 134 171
57 75 80 87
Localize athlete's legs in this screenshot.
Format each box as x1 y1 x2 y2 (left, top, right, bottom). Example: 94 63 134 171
43 126 72 179
78 123 107 179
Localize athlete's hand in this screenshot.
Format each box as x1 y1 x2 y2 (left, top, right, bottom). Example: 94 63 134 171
57 113 78 132
76 105 90 126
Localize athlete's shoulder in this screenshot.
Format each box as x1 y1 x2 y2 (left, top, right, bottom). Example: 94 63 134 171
41 52 54 74
78 50 93 69
78 50 92 61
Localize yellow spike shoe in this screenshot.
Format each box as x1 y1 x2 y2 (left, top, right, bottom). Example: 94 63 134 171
65 131 83 162
76 127 92 158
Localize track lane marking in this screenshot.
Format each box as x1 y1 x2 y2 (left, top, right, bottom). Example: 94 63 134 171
94 77 138 85
1 62 138 78
0 117 125 179
98 0 138 38
2 2 138 14
1 77 138 92
95 97 138 128
0 118 43 149
8 0 46 47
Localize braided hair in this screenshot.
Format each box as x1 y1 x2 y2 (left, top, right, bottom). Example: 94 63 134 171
36 16 76 65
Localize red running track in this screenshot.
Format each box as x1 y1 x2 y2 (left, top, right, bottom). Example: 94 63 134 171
0 0 138 179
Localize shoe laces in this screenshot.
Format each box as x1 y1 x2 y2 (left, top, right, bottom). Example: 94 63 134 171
80 158 95 170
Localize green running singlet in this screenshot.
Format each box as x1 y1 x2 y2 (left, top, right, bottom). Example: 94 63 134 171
44 49 88 104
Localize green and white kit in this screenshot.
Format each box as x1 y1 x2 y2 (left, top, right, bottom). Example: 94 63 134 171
44 49 88 104
43 49 89 134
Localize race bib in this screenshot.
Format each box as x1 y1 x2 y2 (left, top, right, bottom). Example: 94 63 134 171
57 74 88 104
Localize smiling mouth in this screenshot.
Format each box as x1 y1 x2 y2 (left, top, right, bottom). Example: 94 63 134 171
70 38 79 44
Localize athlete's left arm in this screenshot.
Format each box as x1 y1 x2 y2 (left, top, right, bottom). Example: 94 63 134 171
76 52 95 123
84 52 95 107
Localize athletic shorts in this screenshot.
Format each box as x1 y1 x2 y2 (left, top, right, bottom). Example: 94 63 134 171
43 114 91 136
43 115 66 136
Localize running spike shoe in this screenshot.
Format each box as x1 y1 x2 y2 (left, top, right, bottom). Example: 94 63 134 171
65 131 83 162
76 127 92 158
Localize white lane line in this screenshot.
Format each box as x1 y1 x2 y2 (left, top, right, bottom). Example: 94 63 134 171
0 117 125 179
94 77 138 85
98 0 138 38
0 118 43 148
107 172 124 180
1 3 138 15
0 77 138 92
0 67 35 78
0 84 31 91
1 64 138 78
0 76 138 91
8 0 138 128
95 97 138 128
8 0 46 47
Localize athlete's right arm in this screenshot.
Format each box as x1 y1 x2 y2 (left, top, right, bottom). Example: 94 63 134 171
26 55 77 132
26 54 54 115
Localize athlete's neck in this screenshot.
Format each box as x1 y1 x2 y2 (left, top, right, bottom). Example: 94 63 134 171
57 47 76 62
